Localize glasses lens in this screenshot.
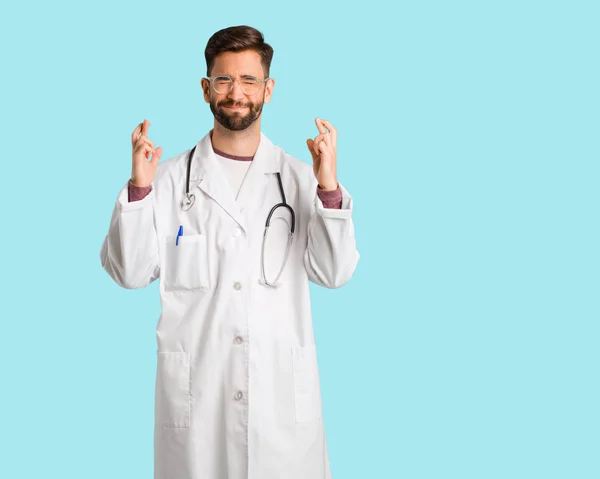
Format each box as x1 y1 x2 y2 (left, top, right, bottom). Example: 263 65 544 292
241 78 260 95
213 77 233 94
211 77 264 95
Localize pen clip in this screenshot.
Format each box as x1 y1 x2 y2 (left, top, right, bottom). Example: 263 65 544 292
176 225 183 246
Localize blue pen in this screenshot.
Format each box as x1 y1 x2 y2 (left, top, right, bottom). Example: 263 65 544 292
176 225 183 246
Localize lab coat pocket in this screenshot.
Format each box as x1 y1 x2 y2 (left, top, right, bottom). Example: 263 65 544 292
156 351 190 428
162 234 209 292
291 344 321 423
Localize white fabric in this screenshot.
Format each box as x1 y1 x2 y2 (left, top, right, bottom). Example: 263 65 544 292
215 153 252 199
100 131 359 479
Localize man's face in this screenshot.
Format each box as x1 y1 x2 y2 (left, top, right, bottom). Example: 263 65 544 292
202 50 274 131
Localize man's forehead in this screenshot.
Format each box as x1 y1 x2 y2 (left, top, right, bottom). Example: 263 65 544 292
211 51 264 75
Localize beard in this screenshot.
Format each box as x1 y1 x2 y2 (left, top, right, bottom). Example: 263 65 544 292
210 94 264 131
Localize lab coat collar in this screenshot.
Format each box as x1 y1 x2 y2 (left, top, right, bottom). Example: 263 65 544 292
189 130 280 232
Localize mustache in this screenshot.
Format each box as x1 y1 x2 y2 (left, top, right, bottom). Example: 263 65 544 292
218 100 252 108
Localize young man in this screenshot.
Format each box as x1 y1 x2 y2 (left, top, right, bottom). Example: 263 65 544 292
100 25 359 479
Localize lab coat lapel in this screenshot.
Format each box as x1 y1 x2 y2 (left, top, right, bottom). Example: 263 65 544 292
189 132 246 231
235 132 280 224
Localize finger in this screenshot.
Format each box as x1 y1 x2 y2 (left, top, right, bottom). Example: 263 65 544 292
306 138 318 161
313 134 330 156
317 118 331 134
134 144 154 160
310 138 322 160
131 122 143 145
314 133 330 146
140 143 162 161
135 136 155 151
315 117 327 135
135 143 153 159
319 119 337 147
150 146 163 165
134 139 155 156
141 119 150 137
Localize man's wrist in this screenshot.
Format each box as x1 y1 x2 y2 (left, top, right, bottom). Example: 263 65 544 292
130 178 152 188
317 182 338 191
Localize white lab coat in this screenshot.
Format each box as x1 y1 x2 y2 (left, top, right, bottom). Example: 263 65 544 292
100 131 359 479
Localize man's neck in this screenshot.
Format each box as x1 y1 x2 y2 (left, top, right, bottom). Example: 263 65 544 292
210 121 261 157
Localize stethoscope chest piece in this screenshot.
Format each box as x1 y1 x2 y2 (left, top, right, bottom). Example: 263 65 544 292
181 193 195 211
179 145 296 289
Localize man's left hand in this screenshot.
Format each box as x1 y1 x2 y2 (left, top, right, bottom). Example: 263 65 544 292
306 118 338 191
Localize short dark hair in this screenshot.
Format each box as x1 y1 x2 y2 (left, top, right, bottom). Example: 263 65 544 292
204 25 274 77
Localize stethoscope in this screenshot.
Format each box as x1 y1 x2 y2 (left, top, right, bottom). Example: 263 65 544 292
181 145 296 288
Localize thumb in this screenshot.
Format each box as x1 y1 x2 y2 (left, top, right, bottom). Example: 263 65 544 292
151 146 163 166
306 139 317 162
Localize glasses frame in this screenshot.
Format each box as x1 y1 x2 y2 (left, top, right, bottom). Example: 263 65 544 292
204 75 270 95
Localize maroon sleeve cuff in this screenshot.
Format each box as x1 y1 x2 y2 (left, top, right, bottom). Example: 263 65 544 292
128 180 152 202
316 184 342 209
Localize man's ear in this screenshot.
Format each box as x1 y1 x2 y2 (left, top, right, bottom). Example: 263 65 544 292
201 79 211 103
264 78 275 104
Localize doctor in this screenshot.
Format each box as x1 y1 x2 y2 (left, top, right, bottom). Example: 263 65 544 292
100 25 359 479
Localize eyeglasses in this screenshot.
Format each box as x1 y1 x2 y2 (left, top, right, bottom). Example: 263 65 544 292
205 75 269 95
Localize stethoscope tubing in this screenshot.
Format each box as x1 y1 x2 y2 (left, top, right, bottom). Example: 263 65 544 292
180 145 295 287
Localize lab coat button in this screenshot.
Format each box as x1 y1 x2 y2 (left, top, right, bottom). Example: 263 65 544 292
234 391 243 401
233 282 242 291
233 336 243 345
233 227 242 237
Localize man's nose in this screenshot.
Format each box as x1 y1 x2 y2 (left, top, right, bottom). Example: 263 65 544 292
227 79 245 100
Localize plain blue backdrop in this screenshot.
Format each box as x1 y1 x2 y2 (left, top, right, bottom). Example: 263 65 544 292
1 0 598 477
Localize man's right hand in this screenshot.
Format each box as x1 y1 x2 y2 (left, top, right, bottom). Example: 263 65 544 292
131 119 162 187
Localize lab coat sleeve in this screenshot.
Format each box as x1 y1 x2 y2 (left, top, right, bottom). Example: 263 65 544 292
303 181 360 288
100 179 160 289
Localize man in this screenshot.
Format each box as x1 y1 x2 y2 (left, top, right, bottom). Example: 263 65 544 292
100 25 359 479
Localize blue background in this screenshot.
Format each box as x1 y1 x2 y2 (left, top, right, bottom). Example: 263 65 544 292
1 0 598 477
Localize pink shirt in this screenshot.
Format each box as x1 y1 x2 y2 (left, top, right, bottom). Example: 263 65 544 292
128 146 343 209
